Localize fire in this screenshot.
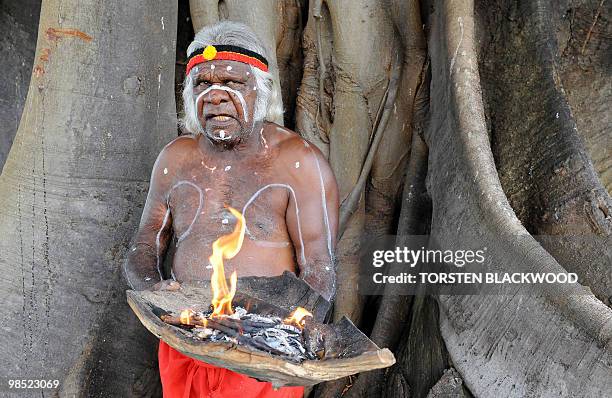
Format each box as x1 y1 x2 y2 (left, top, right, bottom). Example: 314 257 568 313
284 307 313 328
180 309 195 325
209 206 246 316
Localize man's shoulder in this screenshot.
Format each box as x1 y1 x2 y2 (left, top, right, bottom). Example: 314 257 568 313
161 134 199 154
266 123 318 159
156 134 200 161
265 123 334 184
150 135 200 178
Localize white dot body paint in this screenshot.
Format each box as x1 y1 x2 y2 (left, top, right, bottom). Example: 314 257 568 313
195 84 250 122
226 65 232 71
295 161 300 169
242 184 306 264
224 165 231 171
210 64 215 70
222 218 229 224
163 168 168 175
253 86 257 91
246 71 250 76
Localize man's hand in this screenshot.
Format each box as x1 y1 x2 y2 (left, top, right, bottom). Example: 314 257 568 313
149 280 181 291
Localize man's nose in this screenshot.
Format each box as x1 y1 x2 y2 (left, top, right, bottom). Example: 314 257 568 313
205 88 230 105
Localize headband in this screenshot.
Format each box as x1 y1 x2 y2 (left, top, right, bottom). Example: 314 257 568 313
186 45 269 75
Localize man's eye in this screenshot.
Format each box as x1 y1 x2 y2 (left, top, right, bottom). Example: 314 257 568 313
196 80 210 87
226 80 243 88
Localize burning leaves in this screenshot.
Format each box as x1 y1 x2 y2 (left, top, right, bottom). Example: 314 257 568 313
284 307 313 328
162 307 318 362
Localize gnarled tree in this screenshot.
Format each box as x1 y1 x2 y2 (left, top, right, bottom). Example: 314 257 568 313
0 0 609 397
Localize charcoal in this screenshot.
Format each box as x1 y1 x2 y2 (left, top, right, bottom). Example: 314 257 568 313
163 306 316 362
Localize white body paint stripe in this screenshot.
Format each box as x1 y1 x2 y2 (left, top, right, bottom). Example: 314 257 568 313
311 149 333 261
242 184 306 264
167 181 205 244
156 208 171 280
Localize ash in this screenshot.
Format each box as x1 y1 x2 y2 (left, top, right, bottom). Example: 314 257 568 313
192 307 316 362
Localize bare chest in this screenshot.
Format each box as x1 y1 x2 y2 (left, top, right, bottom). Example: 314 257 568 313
165 162 292 244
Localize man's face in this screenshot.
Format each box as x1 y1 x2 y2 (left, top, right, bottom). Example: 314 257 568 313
192 60 258 146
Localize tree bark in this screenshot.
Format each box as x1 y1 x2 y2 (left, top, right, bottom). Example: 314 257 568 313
426 0 612 396
0 0 41 171
1 1 610 396
0 0 177 396
476 0 612 303
555 0 611 193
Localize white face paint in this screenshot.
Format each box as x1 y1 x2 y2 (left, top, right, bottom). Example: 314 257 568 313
195 84 250 123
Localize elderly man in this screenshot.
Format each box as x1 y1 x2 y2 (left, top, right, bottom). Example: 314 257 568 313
124 21 339 397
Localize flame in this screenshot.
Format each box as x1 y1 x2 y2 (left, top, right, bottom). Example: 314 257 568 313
284 307 313 328
209 206 246 316
180 309 195 325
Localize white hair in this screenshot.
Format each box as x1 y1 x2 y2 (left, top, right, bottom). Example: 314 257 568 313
181 21 283 134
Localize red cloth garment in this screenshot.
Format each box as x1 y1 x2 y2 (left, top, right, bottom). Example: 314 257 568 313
158 340 304 398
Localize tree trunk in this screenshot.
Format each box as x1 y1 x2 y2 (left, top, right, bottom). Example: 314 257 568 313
425 0 612 396
555 0 611 193
0 0 41 171
0 0 177 396
1 0 610 396
476 0 612 303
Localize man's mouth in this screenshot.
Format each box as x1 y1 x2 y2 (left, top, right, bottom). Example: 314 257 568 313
206 114 240 128
211 115 232 122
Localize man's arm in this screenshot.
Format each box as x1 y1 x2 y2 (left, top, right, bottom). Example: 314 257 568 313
123 151 175 291
286 143 339 301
